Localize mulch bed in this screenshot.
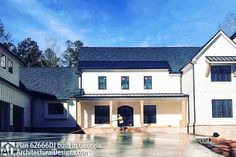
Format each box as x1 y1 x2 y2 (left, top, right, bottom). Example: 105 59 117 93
198 137 236 157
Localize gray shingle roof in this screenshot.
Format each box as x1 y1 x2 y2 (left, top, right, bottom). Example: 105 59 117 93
20 68 81 100
206 56 236 62
79 47 201 72
78 61 171 70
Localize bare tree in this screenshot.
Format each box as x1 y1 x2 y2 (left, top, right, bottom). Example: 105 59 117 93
41 38 61 67
219 13 236 35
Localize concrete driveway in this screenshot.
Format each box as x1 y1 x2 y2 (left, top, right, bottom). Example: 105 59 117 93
0 132 221 157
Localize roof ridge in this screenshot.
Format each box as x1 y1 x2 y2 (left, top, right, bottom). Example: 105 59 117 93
81 46 201 48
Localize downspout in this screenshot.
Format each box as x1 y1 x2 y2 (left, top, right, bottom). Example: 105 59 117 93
190 62 196 134
180 72 183 93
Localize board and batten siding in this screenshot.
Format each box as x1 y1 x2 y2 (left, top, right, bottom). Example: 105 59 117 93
0 81 31 128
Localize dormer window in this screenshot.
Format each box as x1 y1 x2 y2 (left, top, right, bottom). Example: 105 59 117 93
0 54 6 69
211 66 231 82
8 59 13 74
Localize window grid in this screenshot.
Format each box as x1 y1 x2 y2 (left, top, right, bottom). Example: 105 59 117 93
144 76 152 89
48 103 64 114
211 66 231 82
144 105 156 124
95 106 110 124
8 59 13 74
1 54 6 69
98 76 107 90
212 99 232 118
121 76 129 90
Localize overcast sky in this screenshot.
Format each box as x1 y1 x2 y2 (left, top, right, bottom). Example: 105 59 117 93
0 0 236 51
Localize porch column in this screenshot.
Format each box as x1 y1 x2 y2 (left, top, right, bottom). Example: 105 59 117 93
140 100 144 127
181 100 187 127
77 101 82 127
109 101 113 127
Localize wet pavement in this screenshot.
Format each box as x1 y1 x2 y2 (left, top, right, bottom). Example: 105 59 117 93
0 132 221 157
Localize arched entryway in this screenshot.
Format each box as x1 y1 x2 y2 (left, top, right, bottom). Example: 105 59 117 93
118 106 133 126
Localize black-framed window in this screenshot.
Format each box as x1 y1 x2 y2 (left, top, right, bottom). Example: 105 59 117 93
8 59 13 74
98 76 106 90
121 76 129 90
48 103 64 114
212 99 232 118
211 66 231 82
144 76 152 89
0 54 6 69
144 105 156 123
95 106 110 124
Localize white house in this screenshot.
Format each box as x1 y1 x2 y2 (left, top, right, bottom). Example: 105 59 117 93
1 30 236 137
77 30 236 136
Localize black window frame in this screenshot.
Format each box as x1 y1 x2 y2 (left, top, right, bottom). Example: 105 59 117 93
0 54 6 69
48 103 64 114
211 65 231 82
95 106 110 124
98 76 107 90
144 105 156 124
121 76 129 90
8 59 13 74
212 99 233 118
144 76 152 89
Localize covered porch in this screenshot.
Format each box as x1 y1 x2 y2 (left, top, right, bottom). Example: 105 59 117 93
76 93 188 129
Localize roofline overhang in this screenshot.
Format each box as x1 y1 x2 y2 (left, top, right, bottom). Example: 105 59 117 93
76 94 189 100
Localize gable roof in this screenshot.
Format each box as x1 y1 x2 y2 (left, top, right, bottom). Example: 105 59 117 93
192 30 236 62
79 47 200 72
20 67 81 100
230 32 236 40
78 61 171 70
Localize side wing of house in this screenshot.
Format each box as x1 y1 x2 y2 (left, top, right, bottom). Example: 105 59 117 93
182 31 236 137
0 45 31 132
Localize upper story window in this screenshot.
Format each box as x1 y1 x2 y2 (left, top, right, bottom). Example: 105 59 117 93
144 76 152 89
8 59 13 74
211 66 231 82
98 76 106 90
48 103 64 114
212 99 232 118
121 76 129 90
0 54 6 69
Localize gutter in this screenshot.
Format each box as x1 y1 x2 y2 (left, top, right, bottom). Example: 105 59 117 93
190 62 196 134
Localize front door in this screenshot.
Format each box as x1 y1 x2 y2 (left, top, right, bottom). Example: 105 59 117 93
118 106 133 126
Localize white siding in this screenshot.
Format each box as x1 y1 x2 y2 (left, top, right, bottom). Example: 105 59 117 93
182 64 194 125
194 34 236 125
0 81 31 127
82 70 181 94
0 48 20 86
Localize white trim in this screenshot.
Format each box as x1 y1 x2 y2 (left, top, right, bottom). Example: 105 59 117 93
193 31 236 63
